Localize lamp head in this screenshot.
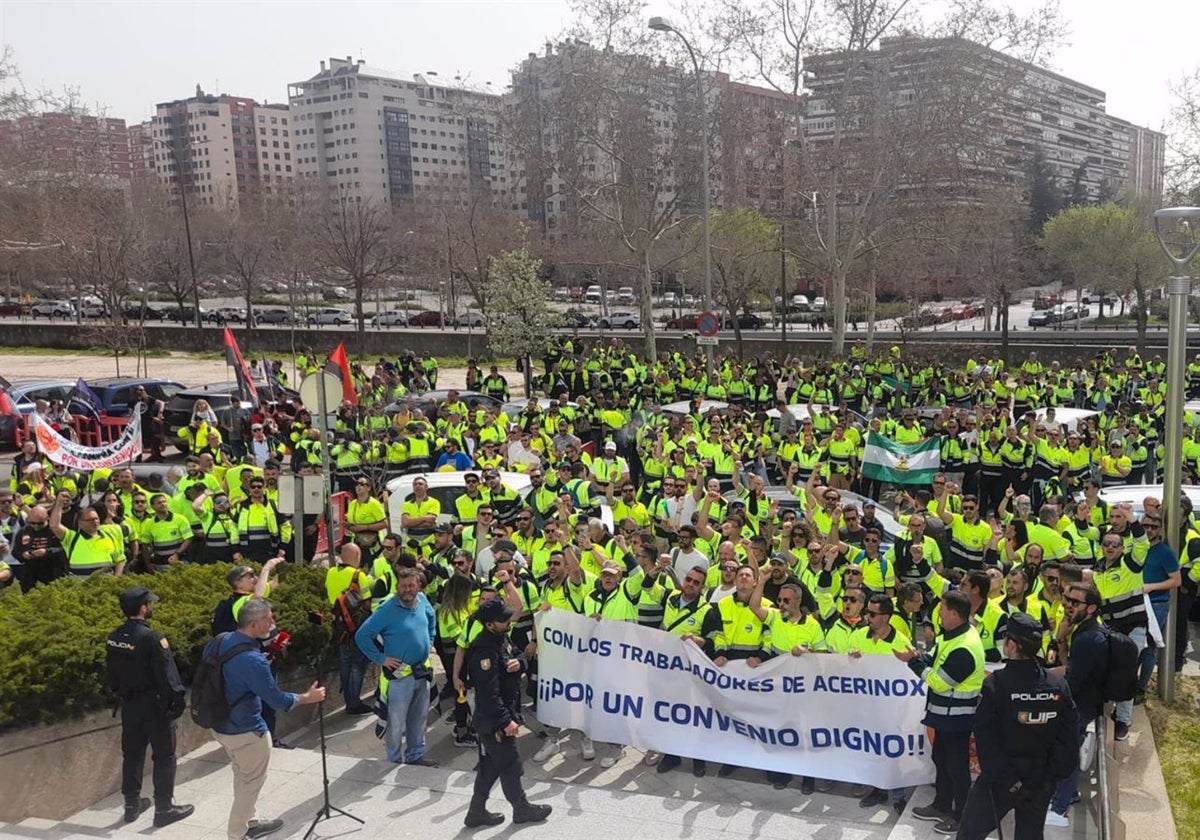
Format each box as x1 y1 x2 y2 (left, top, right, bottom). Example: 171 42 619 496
648 15 674 32
1153 207 1200 272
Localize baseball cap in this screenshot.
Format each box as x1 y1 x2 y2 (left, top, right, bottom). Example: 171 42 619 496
604 441 617 451
434 522 456 534
119 586 159 616
862 499 877 509
251 423 264 430
493 539 517 554
482 468 500 478
768 553 788 565
600 561 622 576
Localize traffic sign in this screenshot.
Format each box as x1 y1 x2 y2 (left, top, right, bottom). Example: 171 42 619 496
697 311 720 337
696 335 719 346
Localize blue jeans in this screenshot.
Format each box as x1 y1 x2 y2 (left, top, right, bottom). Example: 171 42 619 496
1051 717 1094 815
385 674 431 763
1115 625 1148 724
338 643 368 708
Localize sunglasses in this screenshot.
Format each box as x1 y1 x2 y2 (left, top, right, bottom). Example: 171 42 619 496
1102 540 1123 548
1063 596 1086 606
844 597 862 604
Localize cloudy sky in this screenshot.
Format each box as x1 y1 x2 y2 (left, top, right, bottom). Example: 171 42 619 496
3 0 1196 131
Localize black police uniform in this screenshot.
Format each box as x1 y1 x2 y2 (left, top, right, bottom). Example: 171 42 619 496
957 619 1079 840
104 596 187 819
463 601 549 826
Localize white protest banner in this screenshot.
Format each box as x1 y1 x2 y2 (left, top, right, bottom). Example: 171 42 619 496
535 610 934 789
30 413 143 470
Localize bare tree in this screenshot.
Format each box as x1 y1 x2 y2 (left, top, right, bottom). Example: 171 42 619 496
313 197 405 356
1167 67 1200 204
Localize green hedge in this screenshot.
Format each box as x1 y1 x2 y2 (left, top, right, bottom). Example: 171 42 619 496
0 564 335 729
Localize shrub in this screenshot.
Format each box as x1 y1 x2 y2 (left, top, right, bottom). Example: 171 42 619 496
0 563 335 729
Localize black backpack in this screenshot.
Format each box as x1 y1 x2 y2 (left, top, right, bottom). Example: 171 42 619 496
191 632 257 729
1099 625 1140 703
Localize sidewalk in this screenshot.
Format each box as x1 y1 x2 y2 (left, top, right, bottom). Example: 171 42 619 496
0 707 902 840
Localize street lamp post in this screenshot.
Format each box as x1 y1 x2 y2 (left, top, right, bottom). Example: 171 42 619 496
649 15 713 376
1152 206 1200 704
146 136 203 329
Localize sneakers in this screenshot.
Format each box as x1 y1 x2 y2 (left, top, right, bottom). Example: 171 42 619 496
512 803 553 824
657 755 682 774
408 757 439 767
643 750 663 766
912 804 949 822
1114 721 1130 741
245 818 284 839
271 738 295 750
123 798 150 823
345 704 374 716
153 803 194 828
464 809 505 828
1045 808 1070 828
374 721 386 740
800 777 815 795
581 737 595 761
533 738 561 763
933 817 959 835
599 750 621 769
454 731 480 748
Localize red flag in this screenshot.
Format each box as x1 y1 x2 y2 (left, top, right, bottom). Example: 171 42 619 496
327 343 358 406
222 327 259 406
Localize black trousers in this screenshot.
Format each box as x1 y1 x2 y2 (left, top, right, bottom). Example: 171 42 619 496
121 698 176 807
471 733 528 809
931 729 972 818
958 779 1053 840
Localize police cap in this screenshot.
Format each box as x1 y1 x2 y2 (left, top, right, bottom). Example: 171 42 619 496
119 586 160 617
476 598 515 624
1005 612 1044 646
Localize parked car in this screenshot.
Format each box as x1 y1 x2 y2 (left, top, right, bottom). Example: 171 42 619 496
165 305 206 323
306 308 352 326
407 310 444 327
584 285 603 304
724 313 765 330
616 286 635 305
163 382 279 440
1027 309 1054 327
254 308 299 326
324 286 350 300
599 311 639 329
205 307 247 324
384 390 503 419
789 294 811 312
555 310 590 329
123 303 167 321
455 311 486 328
1080 290 1119 306
0 301 31 317
72 377 186 418
661 292 679 308
80 303 108 318
0 378 77 446
665 313 703 330
370 309 408 328
31 300 74 318
553 287 571 301
811 297 827 312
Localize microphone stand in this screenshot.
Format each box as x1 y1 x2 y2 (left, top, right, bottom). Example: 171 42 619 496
303 615 364 840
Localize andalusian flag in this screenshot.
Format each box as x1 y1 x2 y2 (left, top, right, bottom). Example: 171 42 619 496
861 431 940 485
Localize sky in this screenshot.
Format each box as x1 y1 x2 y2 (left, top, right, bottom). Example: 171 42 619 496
2 0 1197 132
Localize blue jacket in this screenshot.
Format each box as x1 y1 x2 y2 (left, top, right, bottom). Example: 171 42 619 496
203 631 299 735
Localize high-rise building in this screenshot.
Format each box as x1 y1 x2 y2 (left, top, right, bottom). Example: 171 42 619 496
143 87 293 211
0 112 133 190
504 41 797 236
803 36 1165 203
287 57 506 206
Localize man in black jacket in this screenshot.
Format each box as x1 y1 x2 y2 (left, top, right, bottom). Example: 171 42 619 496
463 599 552 829
1046 582 1107 827
958 612 1078 840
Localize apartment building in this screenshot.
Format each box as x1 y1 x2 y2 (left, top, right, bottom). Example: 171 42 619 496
287 57 506 206
142 87 292 211
803 36 1165 203
0 112 133 189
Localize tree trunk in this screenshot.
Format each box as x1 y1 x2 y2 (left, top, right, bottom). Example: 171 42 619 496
866 261 878 355
640 248 657 359
354 281 366 359
999 289 1011 366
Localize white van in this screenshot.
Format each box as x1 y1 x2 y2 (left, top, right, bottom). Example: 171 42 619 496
585 285 603 304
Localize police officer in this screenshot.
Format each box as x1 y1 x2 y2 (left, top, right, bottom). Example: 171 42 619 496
957 612 1080 840
104 586 194 828
462 598 552 829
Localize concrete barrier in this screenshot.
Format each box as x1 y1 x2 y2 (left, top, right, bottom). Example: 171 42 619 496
0 669 352 822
